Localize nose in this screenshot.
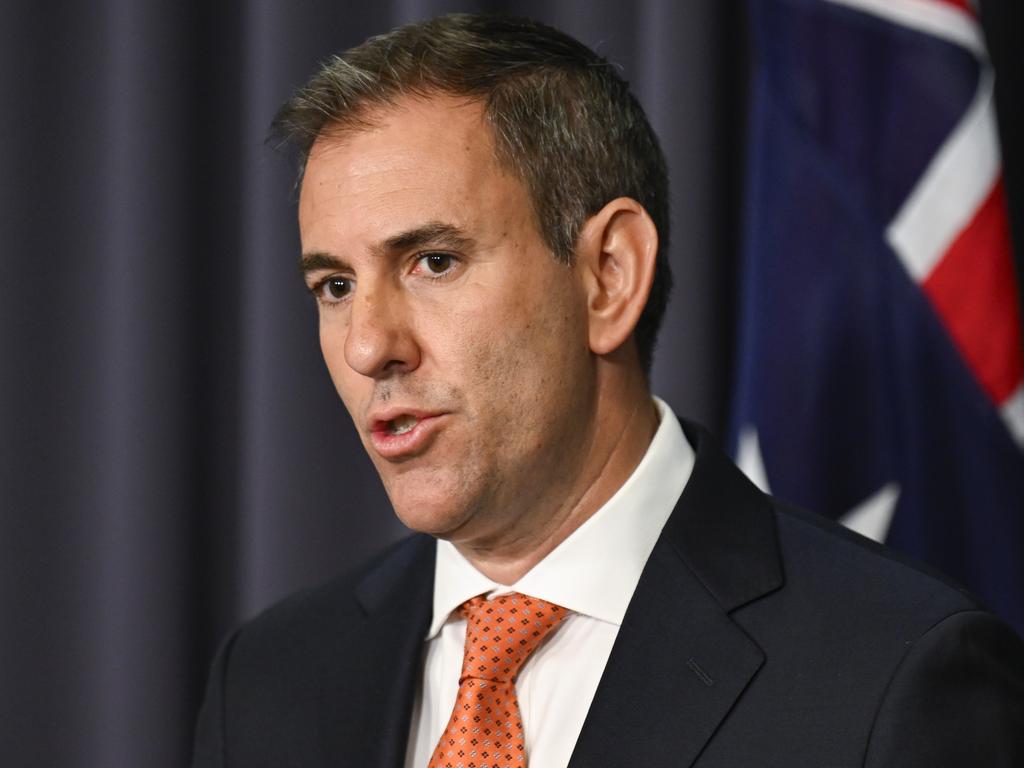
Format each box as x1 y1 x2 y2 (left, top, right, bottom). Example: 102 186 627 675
343 287 420 379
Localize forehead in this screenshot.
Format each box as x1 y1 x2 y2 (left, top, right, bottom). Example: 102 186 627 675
298 96 525 242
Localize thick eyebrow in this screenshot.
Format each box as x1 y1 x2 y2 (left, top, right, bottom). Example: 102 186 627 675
372 221 476 258
299 222 476 277
300 251 350 275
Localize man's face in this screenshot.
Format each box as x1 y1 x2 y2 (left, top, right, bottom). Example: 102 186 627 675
299 96 598 547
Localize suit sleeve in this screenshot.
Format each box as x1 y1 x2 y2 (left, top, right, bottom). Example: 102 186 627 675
192 627 242 768
864 610 1024 767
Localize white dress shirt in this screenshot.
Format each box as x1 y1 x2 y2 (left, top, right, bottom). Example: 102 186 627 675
404 397 695 768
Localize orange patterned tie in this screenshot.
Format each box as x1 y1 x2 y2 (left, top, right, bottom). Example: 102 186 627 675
428 592 569 768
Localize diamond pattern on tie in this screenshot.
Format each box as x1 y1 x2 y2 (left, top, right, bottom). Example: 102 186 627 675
427 592 569 768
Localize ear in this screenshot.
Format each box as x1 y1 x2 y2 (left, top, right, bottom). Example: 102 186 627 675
576 197 658 358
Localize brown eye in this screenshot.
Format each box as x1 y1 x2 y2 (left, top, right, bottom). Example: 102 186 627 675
320 277 351 301
422 253 453 274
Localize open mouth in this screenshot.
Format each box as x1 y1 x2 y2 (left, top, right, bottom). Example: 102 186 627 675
368 410 447 459
387 414 419 436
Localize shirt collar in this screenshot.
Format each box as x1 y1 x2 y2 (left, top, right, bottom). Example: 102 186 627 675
427 396 694 638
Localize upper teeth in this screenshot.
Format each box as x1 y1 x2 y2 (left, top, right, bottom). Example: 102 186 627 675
389 415 418 435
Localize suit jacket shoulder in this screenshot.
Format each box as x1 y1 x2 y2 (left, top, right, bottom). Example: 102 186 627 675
193 533 435 768
573 418 1024 768
194 419 1024 767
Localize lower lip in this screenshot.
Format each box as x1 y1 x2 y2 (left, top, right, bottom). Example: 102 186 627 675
369 414 447 459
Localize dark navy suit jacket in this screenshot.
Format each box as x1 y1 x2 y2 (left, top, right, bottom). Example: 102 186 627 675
193 420 1024 767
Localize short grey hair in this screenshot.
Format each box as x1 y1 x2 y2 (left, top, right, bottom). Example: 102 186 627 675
273 13 672 373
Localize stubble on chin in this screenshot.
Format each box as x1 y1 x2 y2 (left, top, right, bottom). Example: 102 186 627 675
382 439 497 541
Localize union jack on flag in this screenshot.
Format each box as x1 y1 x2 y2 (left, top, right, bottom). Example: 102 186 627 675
731 0 1024 631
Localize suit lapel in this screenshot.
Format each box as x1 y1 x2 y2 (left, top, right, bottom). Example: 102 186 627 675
315 421 781 767
319 535 434 768
569 420 783 767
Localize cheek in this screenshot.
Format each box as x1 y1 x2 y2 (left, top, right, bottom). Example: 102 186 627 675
444 278 585 409
319 320 361 407
319 319 342 374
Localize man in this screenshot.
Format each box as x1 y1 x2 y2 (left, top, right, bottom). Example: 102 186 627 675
194 13 1024 768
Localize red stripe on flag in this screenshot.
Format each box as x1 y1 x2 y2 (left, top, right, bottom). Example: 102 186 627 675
922 176 1024 404
929 0 975 15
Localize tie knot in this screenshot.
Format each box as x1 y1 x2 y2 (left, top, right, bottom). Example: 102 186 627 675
458 592 568 684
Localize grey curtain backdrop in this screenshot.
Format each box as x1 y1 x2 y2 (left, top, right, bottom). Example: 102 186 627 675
0 1 1019 766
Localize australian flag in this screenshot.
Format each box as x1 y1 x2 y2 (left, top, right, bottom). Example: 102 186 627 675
731 0 1024 633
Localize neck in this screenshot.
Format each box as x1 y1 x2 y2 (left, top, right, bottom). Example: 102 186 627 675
454 361 660 584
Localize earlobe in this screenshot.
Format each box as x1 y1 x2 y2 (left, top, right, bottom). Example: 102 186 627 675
578 197 658 358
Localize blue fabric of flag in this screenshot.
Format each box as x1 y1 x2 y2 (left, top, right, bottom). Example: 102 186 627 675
732 0 1024 632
